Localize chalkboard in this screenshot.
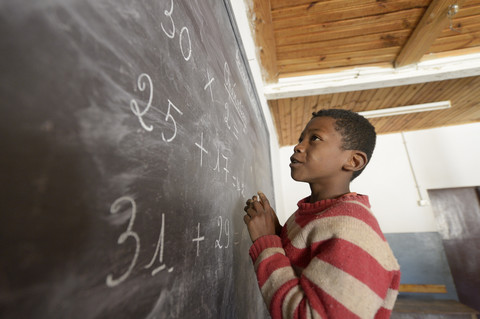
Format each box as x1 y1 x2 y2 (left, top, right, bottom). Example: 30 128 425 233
0 0 273 318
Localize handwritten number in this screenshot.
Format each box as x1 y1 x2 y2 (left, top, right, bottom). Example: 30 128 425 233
224 219 230 249
162 99 183 142
106 197 140 287
179 26 192 61
215 216 223 248
215 216 230 249
130 73 154 131
160 0 192 61
161 0 175 39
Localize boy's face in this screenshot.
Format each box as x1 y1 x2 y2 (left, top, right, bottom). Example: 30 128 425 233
290 116 351 184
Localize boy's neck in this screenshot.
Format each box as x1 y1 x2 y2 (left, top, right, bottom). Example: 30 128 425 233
309 182 351 203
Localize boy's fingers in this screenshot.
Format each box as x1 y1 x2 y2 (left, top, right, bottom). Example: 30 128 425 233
258 192 270 208
252 199 263 212
245 206 257 218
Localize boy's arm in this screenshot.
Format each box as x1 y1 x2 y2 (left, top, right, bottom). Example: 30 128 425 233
244 197 400 319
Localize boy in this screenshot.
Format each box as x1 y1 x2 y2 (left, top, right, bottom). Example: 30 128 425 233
243 109 400 319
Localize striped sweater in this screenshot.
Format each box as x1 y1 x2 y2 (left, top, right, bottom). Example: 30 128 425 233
249 193 400 319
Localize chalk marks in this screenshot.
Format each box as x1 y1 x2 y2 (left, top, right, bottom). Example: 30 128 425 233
145 213 174 275
129 73 184 142
204 70 215 102
106 196 141 287
192 223 205 257
195 132 208 167
161 0 192 61
106 195 239 287
113 0 256 292
130 73 154 132
161 99 183 142
106 197 173 288
215 216 230 249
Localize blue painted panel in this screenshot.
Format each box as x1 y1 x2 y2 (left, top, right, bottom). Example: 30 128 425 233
385 232 458 300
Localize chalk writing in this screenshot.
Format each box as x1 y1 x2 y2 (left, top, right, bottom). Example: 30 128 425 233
204 70 215 102
224 62 247 132
161 0 192 61
161 99 183 142
145 213 174 275
107 197 173 288
222 154 229 183
179 26 192 61
130 73 154 132
215 216 230 249
106 196 140 287
161 0 175 39
195 132 208 167
192 223 205 257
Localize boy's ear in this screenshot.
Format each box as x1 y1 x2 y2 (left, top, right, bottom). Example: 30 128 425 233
343 150 368 173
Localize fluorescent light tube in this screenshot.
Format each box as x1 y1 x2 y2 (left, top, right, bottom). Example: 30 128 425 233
358 101 451 118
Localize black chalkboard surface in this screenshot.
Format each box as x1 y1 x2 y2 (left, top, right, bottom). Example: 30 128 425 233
0 0 273 318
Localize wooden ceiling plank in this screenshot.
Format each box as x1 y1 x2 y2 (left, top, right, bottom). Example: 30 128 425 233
438 16 480 37
270 0 317 11
381 86 410 108
276 29 410 59
271 0 430 29
268 100 284 144
451 3 480 18
402 83 428 105
394 0 466 67
275 10 421 47
355 89 379 112
278 46 400 66
265 47 480 98
430 31 480 52
275 9 423 47
278 48 399 74
290 97 305 139
277 98 291 145
277 27 412 52
272 3 429 31
371 86 396 109
344 90 363 109
251 0 279 83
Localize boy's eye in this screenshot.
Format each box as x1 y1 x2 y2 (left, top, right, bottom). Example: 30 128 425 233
311 135 321 141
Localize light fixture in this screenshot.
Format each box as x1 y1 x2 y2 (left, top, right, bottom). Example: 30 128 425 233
358 100 451 118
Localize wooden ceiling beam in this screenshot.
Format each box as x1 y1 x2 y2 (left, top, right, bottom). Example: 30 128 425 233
264 47 480 99
395 0 465 68
251 0 279 83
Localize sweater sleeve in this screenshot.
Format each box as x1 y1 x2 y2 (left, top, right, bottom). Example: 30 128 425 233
249 220 400 319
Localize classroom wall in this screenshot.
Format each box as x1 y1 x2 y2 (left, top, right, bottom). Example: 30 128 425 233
276 122 480 233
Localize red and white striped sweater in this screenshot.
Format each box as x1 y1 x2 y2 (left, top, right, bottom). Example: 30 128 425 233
249 193 400 319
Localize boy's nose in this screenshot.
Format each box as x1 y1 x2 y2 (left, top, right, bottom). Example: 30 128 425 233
293 143 304 153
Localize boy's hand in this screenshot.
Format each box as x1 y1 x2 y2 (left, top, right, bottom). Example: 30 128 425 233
243 192 281 242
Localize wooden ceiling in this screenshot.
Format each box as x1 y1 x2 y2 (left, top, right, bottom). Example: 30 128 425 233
247 0 480 146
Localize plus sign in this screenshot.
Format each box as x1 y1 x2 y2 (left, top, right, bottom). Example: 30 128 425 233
195 132 208 167
192 223 205 257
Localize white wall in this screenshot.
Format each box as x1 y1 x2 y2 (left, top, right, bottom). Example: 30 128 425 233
276 123 480 233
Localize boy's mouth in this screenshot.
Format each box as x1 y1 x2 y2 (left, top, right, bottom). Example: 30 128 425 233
290 156 303 166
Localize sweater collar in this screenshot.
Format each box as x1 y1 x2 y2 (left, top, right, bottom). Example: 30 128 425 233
296 192 369 215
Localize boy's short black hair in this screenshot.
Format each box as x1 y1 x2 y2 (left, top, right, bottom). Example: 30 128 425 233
311 109 376 180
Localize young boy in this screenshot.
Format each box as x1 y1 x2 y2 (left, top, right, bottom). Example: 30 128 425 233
243 109 400 319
